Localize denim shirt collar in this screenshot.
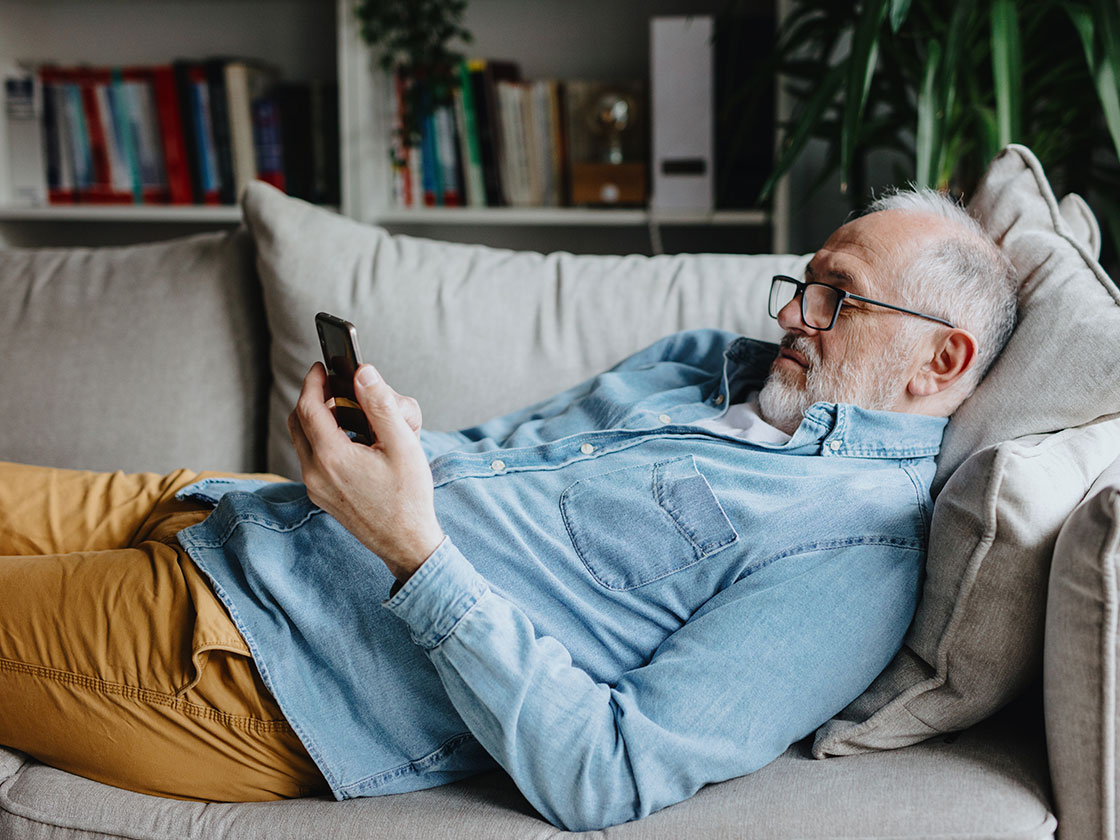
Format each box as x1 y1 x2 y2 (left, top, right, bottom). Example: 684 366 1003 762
722 336 947 460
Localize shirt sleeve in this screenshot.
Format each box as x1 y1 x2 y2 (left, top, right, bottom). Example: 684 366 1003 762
383 536 922 831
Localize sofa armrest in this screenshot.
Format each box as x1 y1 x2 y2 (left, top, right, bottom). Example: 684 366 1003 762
1043 454 1120 840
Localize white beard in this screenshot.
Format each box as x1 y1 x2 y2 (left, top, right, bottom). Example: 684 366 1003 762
758 337 909 435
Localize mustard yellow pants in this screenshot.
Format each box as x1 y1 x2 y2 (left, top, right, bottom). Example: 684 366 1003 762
0 461 329 801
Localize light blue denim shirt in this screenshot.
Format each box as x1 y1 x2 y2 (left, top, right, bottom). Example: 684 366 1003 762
176 329 946 831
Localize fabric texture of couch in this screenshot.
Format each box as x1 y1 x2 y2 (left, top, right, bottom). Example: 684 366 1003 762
0 145 1116 838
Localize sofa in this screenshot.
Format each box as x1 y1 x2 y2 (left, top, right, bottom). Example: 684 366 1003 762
1 144 1118 839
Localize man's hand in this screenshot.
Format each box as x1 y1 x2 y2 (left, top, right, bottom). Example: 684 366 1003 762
288 362 444 585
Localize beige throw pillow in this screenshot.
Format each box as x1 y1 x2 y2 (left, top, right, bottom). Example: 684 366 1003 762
241 182 800 479
814 415 1120 756
933 144 1120 494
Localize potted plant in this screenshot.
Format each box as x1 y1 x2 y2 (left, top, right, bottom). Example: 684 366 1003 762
352 0 473 148
759 0 1120 266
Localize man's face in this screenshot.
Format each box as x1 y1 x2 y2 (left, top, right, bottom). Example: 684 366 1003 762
758 210 942 434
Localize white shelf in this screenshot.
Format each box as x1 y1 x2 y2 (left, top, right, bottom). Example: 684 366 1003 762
372 207 769 227
0 205 244 223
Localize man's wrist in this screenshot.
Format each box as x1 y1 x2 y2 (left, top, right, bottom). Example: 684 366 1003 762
387 530 446 585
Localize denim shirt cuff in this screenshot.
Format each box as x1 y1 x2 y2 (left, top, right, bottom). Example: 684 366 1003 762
381 537 490 650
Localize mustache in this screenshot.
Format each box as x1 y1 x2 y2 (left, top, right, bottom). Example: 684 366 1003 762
779 334 820 368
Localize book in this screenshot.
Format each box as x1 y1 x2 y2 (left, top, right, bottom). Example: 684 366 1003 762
275 82 311 200
454 61 485 207
434 101 461 206
251 96 285 191
120 68 170 204
108 69 143 203
309 80 339 205
224 59 278 202
76 68 132 203
39 67 76 203
148 65 192 203
204 58 236 203
174 61 222 204
4 71 48 205
468 59 520 206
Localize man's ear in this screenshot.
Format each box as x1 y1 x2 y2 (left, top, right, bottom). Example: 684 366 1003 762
907 329 979 397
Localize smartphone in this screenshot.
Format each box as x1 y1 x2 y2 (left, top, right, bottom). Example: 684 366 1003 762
315 312 374 445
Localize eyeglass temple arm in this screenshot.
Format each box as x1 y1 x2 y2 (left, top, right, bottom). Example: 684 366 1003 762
845 292 956 329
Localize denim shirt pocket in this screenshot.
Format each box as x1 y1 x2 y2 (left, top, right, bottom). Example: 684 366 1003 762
560 454 738 590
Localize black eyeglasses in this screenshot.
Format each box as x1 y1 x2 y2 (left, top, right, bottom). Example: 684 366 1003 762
768 275 956 331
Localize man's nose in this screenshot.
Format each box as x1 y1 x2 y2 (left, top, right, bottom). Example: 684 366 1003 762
776 295 818 335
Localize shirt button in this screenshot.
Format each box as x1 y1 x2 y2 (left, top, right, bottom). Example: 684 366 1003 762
714 394 725 405
658 414 672 424
580 443 596 455
829 440 842 451
490 459 506 471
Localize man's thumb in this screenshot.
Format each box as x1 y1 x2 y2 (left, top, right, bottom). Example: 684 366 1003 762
355 365 410 448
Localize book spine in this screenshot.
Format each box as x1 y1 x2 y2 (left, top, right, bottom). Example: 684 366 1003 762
420 94 441 207
469 61 499 206
39 71 67 203
110 69 144 203
172 62 203 203
224 62 257 202
191 71 221 204
43 70 77 203
457 61 486 207
63 79 93 197
78 70 121 202
124 72 170 202
150 65 191 203
96 77 135 201
4 72 48 205
251 96 285 191
496 81 521 206
205 58 235 203
435 102 461 206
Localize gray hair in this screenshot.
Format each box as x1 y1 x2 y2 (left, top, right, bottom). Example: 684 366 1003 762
864 187 1018 393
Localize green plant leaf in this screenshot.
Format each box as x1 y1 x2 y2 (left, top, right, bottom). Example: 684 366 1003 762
916 39 941 188
991 0 1022 146
841 0 891 191
760 63 846 201
1069 5 1120 163
889 0 913 33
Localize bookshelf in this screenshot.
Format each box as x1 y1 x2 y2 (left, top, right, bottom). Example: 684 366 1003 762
0 0 786 253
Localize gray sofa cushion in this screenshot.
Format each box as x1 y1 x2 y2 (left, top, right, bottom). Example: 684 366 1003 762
0 229 269 474
0 701 1054 839
1043 455 1120 840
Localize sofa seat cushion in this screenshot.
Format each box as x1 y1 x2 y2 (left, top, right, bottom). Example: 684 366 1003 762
0 700 1054 839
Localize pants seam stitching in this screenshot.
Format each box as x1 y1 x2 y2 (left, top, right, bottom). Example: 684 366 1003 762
0 656 293 734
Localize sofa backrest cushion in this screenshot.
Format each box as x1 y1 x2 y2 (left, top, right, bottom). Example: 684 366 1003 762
0 229 269 474
242 182 798 478
1043 453 1120 840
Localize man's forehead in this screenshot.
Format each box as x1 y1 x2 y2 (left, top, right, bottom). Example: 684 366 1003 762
807 211 926 293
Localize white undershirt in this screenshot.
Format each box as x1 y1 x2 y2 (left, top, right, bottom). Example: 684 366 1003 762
692 391 792 444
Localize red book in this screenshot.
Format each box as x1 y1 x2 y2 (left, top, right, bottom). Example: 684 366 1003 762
147 66 192 203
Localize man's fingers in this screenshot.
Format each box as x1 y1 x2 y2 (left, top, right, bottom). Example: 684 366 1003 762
297 363 348 448
354 364 417 453
288 409 314 466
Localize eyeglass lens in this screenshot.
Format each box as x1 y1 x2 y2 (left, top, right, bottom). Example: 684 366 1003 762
769 278 841 329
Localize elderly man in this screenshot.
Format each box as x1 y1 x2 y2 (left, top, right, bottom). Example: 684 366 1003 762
0 189 1016 831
